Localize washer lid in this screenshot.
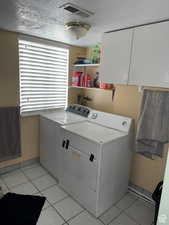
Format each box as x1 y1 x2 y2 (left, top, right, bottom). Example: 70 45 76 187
62 121 127 144
41 111 86 125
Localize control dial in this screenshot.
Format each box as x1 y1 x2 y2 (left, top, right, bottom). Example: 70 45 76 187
91 113 98 119
122 121 128 127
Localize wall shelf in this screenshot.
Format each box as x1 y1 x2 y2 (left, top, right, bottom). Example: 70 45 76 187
73 64 100 67
69 86 113 91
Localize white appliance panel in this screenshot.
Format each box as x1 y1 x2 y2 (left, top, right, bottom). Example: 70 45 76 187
97 137 132 215
60 171 97 215
88 111 132 132
62 121 126 143
41 111 87 125
40 117 60 179
60 128 99 159
61 145 98 191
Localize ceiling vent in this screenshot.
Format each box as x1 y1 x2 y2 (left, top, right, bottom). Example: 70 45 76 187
59 3 94 18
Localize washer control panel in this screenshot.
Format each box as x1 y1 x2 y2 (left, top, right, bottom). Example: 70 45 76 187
66 104 90 117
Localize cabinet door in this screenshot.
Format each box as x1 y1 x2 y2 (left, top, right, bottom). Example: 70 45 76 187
40 117 60 179
100 29 133 84
129 21 169 87
59 141 98 213
61 145 98 191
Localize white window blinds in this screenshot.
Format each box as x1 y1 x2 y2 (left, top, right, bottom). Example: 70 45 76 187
19 39 69 114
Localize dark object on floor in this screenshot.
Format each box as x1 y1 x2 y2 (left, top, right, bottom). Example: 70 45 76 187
152 181 163 225
0 192 46 225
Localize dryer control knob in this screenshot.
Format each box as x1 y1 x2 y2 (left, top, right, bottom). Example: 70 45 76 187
122 121 128 127
91 113 97 119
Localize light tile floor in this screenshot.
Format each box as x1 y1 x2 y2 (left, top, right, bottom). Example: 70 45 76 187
0 163 155 225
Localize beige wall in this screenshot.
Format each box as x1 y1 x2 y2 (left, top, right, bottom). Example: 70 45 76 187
0 30 40 168
0 31 19 106
0 29 86 168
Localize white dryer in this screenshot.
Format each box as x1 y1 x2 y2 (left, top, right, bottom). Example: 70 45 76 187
59 110 133 217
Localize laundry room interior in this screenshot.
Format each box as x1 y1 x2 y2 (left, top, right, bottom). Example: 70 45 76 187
0 1 169 225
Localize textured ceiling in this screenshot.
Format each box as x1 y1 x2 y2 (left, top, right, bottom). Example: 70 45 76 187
0 0 169 46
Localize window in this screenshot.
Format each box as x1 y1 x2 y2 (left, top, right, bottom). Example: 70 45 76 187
19 38 69 114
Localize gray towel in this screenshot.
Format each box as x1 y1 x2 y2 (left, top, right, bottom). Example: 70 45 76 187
0 107 21 162
136 90 169 159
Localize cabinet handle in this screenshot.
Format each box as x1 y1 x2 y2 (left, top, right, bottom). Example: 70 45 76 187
65 140 70 149
62 140 66 148
89 154 94 162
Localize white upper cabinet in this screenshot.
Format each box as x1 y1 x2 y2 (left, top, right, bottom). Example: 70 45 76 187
129 21 169 87
100 29 133 84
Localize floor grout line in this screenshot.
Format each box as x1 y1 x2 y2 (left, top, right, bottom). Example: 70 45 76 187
22 162 38 169
124 199 155 225
20 165 40 172
123 211 142 225
1 164 78 224
0 178 10 191
21 166 69 223
0 169 29 190
21 166 68 203
115 193 139 209
1 164 45 190
2 166 129 224
22 172 49 182
65 210 86 223
98 205 122 225
107 210 124 225
104 197 140 225
1 165 154 225
50 203 68 223
33 182 58 192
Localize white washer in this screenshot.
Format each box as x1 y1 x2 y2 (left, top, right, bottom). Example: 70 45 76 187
40 105 90 179
59 110 133 217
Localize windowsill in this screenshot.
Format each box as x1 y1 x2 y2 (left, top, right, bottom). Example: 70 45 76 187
21 107 65 117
